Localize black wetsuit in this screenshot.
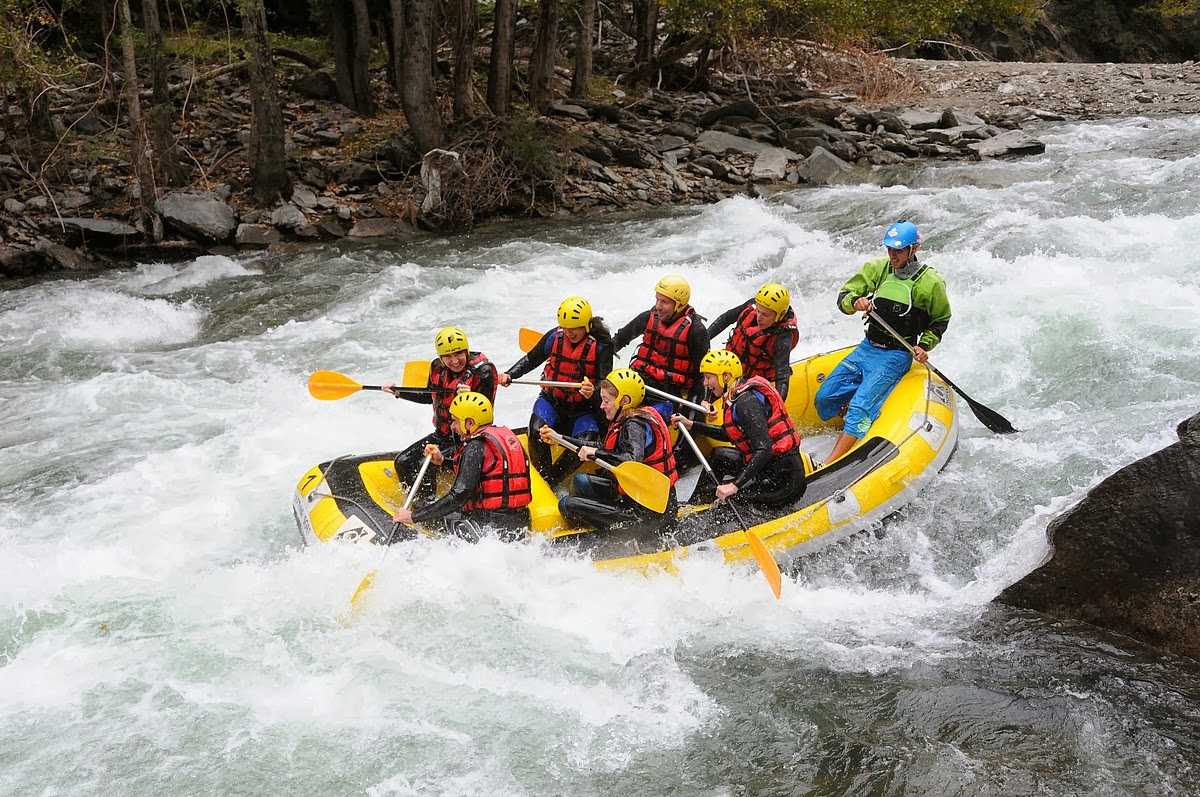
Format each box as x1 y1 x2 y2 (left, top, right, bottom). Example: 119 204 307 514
504 329 612 485
688 389 806 508
392 357 498 493
707 299 795 400
410 435 528 541
557 415 678 535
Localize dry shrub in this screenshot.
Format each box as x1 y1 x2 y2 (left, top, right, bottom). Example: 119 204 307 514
417 116 568 230
720 37 923 104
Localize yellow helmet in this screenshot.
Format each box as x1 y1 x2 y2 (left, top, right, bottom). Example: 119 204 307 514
700 349 744 392
434 326 469 356
755 283 790 316
654 275 691 313
448 391 493 429
557 296 593 330
603 368 645 410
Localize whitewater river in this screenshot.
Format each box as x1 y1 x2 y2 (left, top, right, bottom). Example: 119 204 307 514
3 115 1199 796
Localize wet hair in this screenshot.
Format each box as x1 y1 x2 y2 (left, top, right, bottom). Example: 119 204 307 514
589 316 614 347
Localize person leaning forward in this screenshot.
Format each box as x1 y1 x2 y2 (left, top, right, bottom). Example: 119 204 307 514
393 392 532 540
707 282 800 400
499 296 614 486
612 275 710 420
673 350 807 508
546 368 679 535
815 220 951 464
383 325 498 491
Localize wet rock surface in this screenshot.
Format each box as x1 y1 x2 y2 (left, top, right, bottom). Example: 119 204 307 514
999 411 1200 664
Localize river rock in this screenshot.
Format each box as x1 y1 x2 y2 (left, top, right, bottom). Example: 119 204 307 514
292 69 337 100
271 203 307 231
0 244 41 277
696 99 762 128
57 217 140 243
751 149 790 181
968 129 1047 159
235 223 281 248
795 146 854 185
156 192 237 242
898 110 944 130
36 241 92 271
999 410 1200 663
695 130 799 159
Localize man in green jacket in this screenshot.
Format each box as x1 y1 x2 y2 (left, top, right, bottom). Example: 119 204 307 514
816 220 951 463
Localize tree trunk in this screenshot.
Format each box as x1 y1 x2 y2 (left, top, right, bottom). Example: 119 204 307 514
400 0 445 152
350 0 373 115
452 0 476 118
141 0 185 185
529 0 560 114
631 0 658 65
331 0 373 115
241 0 293 203
118 0 156 214
570 0 595 99
386 0 404 90
486 0 516 117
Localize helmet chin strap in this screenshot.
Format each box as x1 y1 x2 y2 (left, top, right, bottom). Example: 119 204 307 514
893 248 921 279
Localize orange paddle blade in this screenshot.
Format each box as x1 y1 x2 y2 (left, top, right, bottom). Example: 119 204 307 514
308 370 364 400
744 530 782 599
402 360 432 388
519 327 544 353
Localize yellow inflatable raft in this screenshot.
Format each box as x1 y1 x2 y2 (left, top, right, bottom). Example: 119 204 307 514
292 345 958 572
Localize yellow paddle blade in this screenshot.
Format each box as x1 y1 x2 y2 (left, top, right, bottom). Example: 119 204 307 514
402 359 432 388
519 327 543 353
744 530 782 599
611 461 671 513
308 370 364 400
347 569 378 616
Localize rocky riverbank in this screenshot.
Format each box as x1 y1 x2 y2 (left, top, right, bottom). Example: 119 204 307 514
3 55 1198 280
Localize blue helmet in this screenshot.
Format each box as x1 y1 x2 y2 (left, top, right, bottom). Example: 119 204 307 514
882 221 920 250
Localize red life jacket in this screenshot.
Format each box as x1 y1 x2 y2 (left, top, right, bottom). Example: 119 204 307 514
429 352 496 436
542 329 600 405
723 376 802 461
456 424 533 512
726 305 799 383
602 407 679 494
630 308 696 389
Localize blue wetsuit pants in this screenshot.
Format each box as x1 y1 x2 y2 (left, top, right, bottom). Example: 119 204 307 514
815 339 912 439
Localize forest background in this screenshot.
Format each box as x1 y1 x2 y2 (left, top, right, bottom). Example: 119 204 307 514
1 0 1199 261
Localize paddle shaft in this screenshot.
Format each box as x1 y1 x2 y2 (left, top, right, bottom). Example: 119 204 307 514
676 424 781 598
643 383 709 414
545 429 611 472
676 423 751 530
381 453 434 545
366 384 457 396
509 379 586 388
866 310 1018 434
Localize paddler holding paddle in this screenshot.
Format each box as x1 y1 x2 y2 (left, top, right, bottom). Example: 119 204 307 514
382 326 498 491
543 368 679 534
611 275 710 421
816 220 952 464
498 296 613 485
392 392 532 540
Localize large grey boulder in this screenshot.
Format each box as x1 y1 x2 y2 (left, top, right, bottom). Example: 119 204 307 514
795 146 854 185
695 130 798 159
156 192 237 242
999 411 1200 663
968 129 1047 159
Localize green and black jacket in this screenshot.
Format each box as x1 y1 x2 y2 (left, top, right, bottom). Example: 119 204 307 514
837 257 952 351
